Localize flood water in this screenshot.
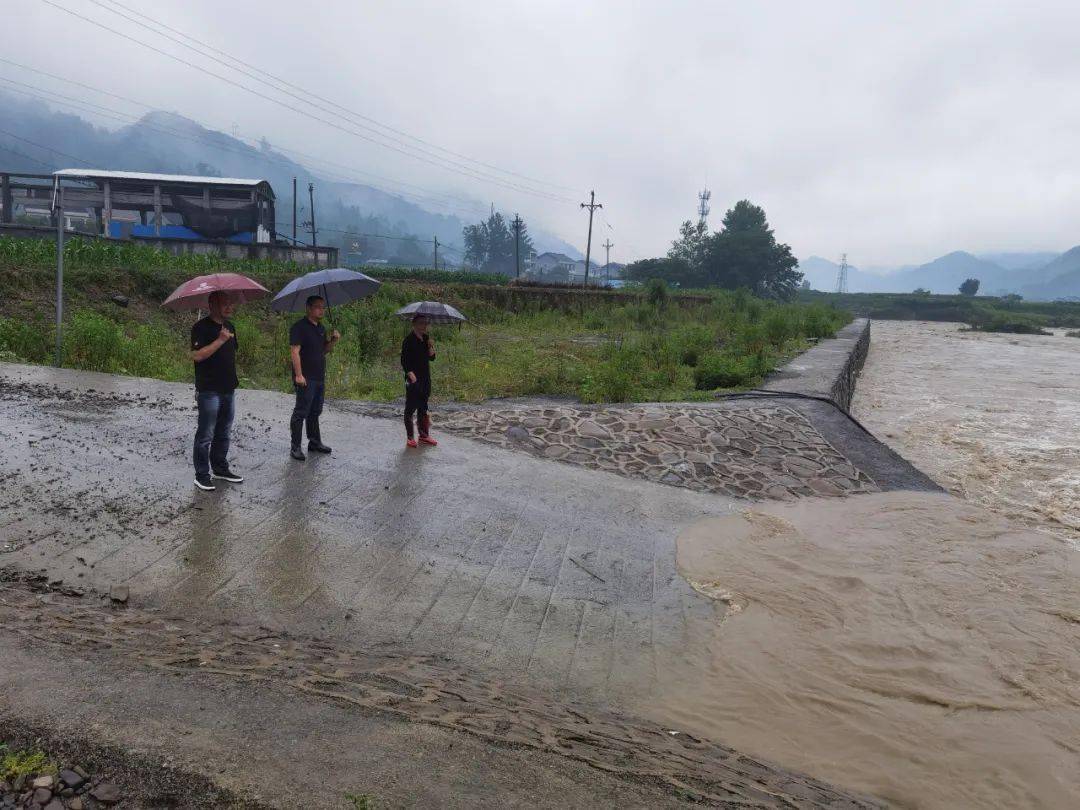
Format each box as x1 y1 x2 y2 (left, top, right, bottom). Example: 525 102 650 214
666 495 1079 809
853 320 1080 546
644 322 1080 808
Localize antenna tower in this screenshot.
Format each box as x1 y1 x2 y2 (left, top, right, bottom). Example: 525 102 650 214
697 187 711 227
835 253 849 294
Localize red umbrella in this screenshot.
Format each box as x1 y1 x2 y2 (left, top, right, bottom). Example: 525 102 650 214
161 273 270 312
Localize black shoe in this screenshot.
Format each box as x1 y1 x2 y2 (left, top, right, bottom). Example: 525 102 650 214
291 446 307 461
194 474 216 491
308 441 332 454
212 467 244 483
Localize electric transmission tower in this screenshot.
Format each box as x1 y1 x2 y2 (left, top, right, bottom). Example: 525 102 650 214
697 187 711 228
835 253 849 294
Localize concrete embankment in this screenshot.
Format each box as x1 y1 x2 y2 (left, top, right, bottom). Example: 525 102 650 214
762 317 870 410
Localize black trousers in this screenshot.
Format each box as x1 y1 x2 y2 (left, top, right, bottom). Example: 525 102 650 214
404 377 430 438
290 380 324 448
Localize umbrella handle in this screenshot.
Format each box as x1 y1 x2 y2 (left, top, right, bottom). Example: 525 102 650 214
321 282 334 328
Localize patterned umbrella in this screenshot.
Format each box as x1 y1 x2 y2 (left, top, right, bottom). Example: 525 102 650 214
394 301 468 324
161 273 269 311
271 267 381 312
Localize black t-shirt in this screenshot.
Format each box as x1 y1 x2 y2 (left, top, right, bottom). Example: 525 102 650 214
289 317 327 382
400 331 434 381
191 317 238 393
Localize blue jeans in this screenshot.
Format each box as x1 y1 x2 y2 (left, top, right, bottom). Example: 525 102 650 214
290 381 325 447
193 390 235 477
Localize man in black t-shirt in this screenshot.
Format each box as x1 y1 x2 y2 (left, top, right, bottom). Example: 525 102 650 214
190 290 244 491
400 314 437 447
289 295 340 460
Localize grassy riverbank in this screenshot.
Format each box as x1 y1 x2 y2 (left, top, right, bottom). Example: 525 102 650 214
0 237 850 403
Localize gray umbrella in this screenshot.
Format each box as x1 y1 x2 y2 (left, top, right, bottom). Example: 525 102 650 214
394 301 468 324
271 267 381 312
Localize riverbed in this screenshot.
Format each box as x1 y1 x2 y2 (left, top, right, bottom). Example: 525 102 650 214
852 320 1080 546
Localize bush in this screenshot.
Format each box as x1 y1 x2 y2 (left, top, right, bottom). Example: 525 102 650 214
668 324 713 366
694 351 755 389
0 316 52 363
64 310 124 372
645 278 669 309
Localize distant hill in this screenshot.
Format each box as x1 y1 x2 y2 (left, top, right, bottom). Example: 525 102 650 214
0 93 581 263
1020 246 1080 300
977 251 1059 271
888 251 1018 295
800 251 1050 296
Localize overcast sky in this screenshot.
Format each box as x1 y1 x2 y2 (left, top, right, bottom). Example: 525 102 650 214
7 0 1080 266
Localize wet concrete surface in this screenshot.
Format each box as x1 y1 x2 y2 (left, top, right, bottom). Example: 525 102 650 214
1 362 740 707
0 361 905 805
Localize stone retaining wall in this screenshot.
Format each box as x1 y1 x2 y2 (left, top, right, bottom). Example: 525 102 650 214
761 318 871 410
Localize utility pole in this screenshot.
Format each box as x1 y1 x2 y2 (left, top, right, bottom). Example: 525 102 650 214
511 214 523 278
835 253 849 294
307 182 317 248
602 238 613 284
292 177 297 243
432 235 439 271
580 190 602 286
53 179 64 367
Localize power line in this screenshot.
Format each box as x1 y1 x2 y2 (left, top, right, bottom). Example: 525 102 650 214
92 0 576 195
0 126 93 166
0 144 57 171
0 72 489 219
38 0 576 203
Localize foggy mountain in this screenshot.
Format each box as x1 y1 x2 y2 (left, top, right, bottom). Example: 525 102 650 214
0 93 582 264
1020 246 1080 300
893 252 1018 295
977 252 1059 271
800 250 1080 299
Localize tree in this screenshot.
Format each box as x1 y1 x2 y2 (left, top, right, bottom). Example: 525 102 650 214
701 201 802 299
463 212 534 275
668 218 710 271
959 278 981 296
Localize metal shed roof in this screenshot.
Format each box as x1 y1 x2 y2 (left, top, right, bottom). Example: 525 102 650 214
52 169 271 188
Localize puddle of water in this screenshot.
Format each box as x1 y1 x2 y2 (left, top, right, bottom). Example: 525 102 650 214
853 321 1080 546
654 492 1080 809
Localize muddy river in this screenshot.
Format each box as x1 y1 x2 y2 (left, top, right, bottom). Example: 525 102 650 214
853 320 1080 546
645 322 1080 808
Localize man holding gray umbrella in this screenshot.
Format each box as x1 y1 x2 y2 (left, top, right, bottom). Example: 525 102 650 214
272 268 381 461
289 295 340 460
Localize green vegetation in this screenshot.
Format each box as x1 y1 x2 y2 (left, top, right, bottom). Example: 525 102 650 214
345 793 377 809
0 237 851 403
625 200 801 299
798 289 1080 330
0 743 55 782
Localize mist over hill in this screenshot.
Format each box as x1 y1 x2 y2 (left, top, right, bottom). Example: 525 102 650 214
0 93 582 264
801 250 1080 300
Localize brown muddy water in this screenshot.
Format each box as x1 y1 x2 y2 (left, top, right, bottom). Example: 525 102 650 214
853 320 1080 546
663 494 1079 809
647 323 1080 808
